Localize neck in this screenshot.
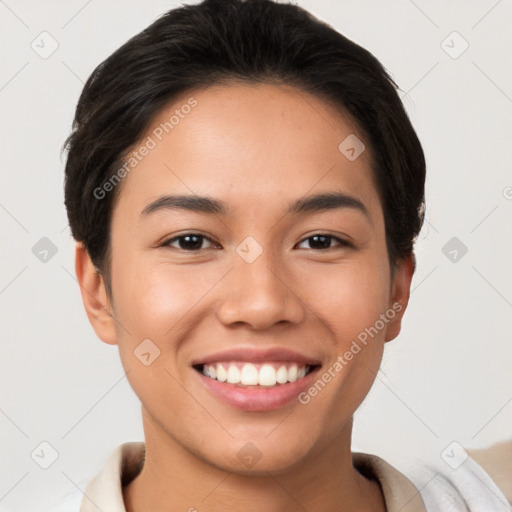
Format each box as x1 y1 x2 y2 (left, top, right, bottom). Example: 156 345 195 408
123 409 386 512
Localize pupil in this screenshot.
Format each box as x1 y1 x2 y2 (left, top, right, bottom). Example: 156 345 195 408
310 235 330 249
180 235 202 250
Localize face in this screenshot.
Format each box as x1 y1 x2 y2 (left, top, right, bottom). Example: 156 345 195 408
79 83 412 474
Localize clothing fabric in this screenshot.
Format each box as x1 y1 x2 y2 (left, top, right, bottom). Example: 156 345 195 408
45 441 512 511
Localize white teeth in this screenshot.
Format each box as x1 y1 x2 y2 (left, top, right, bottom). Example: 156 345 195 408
240 363 259 385
226 365 241 384
259 364 276 386
288 364 298 382
216 363 227 382
276 365 288 384
201 362 311 386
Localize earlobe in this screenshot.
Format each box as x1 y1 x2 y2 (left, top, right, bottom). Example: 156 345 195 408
384 253 415 342
74 242 117 345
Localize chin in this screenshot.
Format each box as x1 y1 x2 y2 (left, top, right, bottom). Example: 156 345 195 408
198 435 313 476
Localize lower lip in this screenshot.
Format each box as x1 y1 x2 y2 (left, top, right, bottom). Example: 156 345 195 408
194 366 321 412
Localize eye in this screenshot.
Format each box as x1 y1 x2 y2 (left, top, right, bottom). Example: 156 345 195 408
296 234 352 250
161 232 352 252
161 233 218 251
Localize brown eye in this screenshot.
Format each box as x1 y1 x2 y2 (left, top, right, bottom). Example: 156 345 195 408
296 234 352 250
162 233 216 251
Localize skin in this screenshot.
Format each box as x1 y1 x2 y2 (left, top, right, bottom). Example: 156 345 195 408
76 83 414 512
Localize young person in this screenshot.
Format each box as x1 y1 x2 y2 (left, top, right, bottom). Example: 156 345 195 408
57 0 511 510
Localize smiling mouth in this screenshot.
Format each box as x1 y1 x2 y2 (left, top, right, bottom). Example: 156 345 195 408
193 361 321 388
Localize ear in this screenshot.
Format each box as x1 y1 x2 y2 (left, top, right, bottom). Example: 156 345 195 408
384 253 415 342
74 242 117 345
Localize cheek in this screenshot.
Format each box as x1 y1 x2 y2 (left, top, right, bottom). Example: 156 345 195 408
111 256 225 356
303 257 390 340
113 255 185 322
111 260 205 399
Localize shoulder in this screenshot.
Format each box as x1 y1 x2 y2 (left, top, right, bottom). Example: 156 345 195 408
43 442 145 512
467 439 512 504
405 440 512 511
354 442 512 512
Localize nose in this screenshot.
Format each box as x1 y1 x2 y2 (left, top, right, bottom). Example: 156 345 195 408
216 248 306 330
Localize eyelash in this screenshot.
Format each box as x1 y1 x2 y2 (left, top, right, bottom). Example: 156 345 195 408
160 233 353 252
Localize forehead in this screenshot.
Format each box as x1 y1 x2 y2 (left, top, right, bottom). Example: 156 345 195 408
114 83 382 224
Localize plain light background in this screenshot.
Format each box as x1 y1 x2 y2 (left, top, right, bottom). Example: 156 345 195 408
1 0 511 510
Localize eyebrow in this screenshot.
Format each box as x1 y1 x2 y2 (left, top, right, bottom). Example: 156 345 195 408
140 192 370 220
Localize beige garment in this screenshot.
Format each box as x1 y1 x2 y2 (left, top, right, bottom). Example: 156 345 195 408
352 451 427 511
467 439 512 504
80 442 427 511
78 441 512 511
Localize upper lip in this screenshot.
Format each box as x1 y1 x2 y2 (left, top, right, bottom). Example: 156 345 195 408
191 347 322 367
